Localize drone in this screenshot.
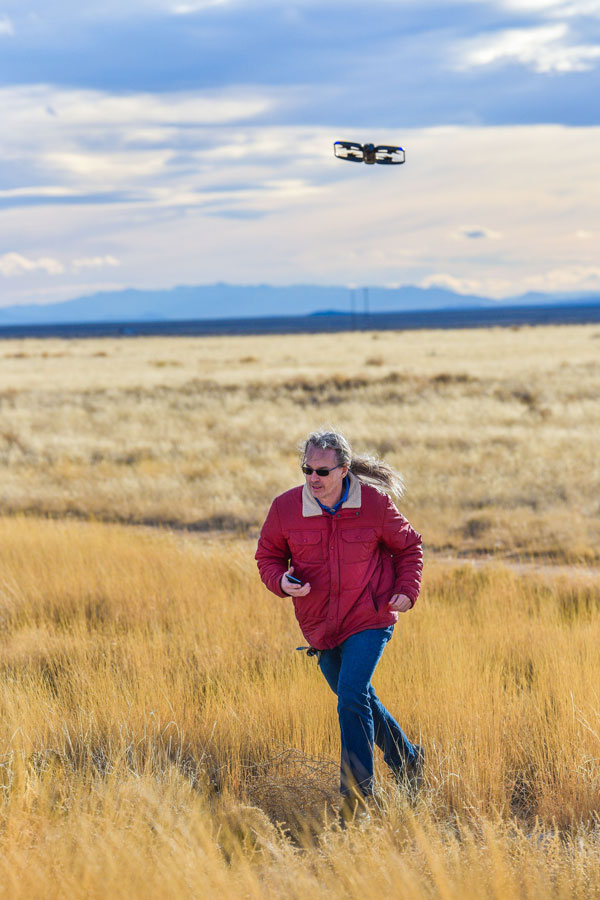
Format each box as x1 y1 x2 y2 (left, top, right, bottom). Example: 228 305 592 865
334 141 405 166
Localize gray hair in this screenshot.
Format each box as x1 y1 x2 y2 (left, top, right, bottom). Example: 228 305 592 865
301 428 404 497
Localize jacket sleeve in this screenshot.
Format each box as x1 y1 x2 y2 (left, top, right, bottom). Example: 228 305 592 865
255 497 290 598
381 495 423 607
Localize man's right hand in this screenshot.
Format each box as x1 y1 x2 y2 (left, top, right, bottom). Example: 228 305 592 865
281 566 311 597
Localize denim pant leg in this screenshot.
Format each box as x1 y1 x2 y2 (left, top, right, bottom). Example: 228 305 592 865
369 685 419 775
318 627 418 797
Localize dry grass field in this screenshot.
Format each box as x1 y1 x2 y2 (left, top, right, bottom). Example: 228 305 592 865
1 325 599 898
1 323 599 560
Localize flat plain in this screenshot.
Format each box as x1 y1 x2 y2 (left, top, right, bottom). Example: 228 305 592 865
2 323 599 559
1 325 599 898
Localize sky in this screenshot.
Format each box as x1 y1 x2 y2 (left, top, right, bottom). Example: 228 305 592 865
0 0 599 307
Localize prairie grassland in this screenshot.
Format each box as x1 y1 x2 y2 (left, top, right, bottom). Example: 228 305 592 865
1 517 600 898
1 324 600 560
1 325 599 897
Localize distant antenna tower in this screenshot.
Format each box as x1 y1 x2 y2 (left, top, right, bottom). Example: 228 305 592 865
349 287 357 329
363 287 370 319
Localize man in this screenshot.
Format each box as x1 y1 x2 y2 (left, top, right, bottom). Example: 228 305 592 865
255 429 424 823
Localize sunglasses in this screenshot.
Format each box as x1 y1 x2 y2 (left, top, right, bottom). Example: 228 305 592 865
301 464 342 477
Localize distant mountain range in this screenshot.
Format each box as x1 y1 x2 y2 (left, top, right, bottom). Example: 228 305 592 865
1 283 599 325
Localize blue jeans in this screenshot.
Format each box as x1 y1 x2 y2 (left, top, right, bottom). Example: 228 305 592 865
318 626 419 798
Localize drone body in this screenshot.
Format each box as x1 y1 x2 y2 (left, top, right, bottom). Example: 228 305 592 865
334 141 405 165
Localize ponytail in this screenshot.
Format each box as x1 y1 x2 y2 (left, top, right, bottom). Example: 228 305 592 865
301 428 404 497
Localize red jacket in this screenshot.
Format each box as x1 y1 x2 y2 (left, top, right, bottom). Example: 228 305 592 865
255 473 423 650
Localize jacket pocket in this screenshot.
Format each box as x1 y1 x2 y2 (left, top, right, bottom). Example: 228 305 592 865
369 587 379 612
288 529 324 562
340 527 378 563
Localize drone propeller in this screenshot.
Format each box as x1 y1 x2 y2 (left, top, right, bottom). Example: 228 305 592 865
374 145 405 165
334 141 365 162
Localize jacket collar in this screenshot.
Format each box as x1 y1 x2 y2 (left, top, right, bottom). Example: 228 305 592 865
301 471 362 517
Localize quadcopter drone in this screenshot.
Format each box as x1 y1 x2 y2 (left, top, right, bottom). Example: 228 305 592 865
333 141 405 165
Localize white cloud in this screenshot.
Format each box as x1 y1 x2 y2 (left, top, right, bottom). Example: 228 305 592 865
419 273 490 295
172 0 230 12
0 15 14 36
457 23 600 73
46 150 173 182
0 252 120 278
524 265 600 291
499 0 600 17
27 0 233 21
19 87 272 128
0 253 64 277
0 84 281 199
72 256 120 270
0 187 82 200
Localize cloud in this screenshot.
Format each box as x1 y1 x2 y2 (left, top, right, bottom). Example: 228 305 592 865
72 255 120 270
456 23 600 73
524 265 600 291
0 187 81 199
0 84 328 216
0 15 14 36
455 226 502 240
3 2 600 127
0 85 274 131
46 151 173 182
419 273 490 295
0 190 142 210
172 0 230 12
420 264 600 300
0 253 64 277
0 252 120 277
498 0 600 17
0 84 288 206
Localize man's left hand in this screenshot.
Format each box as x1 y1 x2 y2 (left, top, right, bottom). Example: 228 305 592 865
388 593 412 612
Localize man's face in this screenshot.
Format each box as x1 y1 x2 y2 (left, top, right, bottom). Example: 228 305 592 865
303 446 348 508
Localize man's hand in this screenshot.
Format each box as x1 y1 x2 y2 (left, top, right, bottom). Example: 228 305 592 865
281 566 311 597
388 593 412 612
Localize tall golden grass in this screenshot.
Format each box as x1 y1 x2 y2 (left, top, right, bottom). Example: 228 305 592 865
1 516 599 898
1 325 599 896
2 324 600 560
